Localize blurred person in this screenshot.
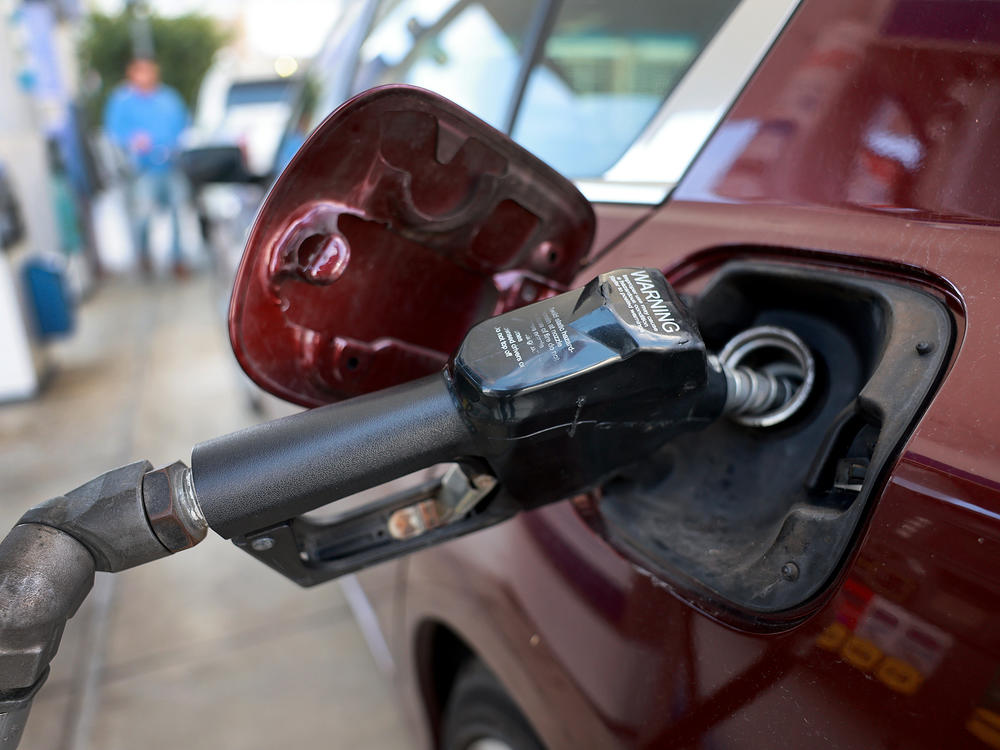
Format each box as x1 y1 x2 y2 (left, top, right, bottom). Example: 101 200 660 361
104 57 191 278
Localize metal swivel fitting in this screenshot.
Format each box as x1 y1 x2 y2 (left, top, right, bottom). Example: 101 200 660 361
714 326 816 428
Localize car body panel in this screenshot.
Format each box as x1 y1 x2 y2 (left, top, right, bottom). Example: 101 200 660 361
355 0 1000 748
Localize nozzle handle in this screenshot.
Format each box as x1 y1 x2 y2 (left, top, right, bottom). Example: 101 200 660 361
192 374 471 539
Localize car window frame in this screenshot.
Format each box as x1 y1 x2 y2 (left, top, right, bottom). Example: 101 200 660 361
276 0 800 206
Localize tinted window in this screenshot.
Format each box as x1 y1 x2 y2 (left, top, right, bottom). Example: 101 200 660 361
353 0 539 130
511 0 741 178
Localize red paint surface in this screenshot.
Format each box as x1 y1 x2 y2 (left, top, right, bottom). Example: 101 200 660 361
229 86 594 407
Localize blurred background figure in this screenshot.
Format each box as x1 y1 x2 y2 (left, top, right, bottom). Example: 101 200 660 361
104 56 191 277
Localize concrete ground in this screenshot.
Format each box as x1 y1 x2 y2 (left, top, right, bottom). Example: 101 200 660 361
0 276 413 750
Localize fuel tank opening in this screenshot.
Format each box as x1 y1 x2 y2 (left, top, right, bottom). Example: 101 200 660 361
715 326 815 428
597 261 952 615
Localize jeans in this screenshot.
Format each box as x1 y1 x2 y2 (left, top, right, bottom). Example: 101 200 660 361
128 169 189 264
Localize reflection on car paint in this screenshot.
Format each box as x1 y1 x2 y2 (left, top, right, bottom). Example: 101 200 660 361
968 670 1000 749
816 578 952 696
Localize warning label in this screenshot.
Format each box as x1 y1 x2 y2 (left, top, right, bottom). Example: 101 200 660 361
606 269 682 335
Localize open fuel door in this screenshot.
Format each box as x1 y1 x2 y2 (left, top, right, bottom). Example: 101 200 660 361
229 85 595 407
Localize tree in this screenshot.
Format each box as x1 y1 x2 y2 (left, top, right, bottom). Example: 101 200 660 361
78 9 230 129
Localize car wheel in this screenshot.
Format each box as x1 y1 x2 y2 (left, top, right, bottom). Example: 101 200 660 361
440 659 546 750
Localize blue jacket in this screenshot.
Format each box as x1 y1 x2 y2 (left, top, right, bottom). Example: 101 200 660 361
104 84 189 174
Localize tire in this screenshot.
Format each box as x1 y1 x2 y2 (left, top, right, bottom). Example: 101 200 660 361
440 659 546 750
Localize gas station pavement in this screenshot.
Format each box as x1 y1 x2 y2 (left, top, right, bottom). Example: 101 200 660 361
0 277 412 750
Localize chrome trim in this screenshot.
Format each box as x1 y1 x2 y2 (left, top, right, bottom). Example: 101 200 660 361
577 0 801 205
574 179 673 206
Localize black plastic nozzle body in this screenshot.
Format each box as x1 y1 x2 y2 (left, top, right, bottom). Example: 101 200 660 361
449 267 725 503
192 268 727 539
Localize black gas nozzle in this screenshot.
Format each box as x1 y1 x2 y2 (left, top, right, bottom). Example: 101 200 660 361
190 268 810 584
448 267 726 503
193 268 722 538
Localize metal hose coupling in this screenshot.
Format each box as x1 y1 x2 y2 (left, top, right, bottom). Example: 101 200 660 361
142 462 208 554
713 326 816 428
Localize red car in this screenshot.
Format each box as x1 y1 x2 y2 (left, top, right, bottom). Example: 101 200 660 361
289 1 1000 749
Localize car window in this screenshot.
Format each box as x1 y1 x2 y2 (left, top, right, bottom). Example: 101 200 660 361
225 80 296 109
510 0 741 179
352 0 540 130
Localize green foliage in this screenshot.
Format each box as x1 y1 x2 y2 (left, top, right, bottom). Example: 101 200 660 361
78 9 230 129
